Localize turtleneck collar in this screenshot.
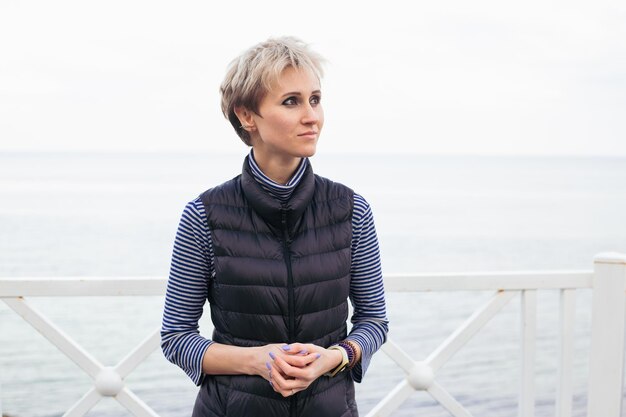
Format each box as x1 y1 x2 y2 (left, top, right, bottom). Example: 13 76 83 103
248 150 308 204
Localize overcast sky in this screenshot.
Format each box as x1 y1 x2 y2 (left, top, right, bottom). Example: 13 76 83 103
1 0 624 156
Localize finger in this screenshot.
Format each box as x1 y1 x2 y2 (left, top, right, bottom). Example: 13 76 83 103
267 362 292 396
264 361 272 380
271 372 308 397
267 352 288 378
271 352 299 377
300 352 322 366
269 362 297 390
279 343 312 355
273 353 322 380
269 380 293 398
281 351 321 368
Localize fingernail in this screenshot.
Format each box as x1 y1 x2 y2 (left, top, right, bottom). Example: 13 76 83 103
265 361 271 370
282 345 291 351
298 349 308 354
269 352 276 360
269 380 274 387
316 353 321 358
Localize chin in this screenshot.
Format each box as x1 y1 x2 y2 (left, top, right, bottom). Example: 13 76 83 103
300 146 317 158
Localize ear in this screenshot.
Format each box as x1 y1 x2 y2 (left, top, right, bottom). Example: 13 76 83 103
234 106 256 130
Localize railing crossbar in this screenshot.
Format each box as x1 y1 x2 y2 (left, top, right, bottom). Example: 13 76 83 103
380 340 415 373
64 388 100 417
364 379 413 417
114 328 161 378
4 297 103 378
428 382 473 417
117 388 160 417
427 290 518 372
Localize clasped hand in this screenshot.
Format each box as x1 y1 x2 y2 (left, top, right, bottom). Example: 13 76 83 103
256 343 342 398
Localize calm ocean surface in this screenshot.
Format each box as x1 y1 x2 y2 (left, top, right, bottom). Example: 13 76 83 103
1 152 626 417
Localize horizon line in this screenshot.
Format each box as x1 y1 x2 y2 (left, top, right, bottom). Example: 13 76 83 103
1 149 625 159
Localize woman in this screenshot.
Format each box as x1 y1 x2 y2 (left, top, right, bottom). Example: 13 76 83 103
161 36 388 417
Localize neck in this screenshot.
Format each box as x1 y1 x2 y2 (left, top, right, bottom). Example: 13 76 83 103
252 151 302 185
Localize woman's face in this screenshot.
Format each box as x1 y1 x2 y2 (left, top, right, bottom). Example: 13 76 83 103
249 66 323 164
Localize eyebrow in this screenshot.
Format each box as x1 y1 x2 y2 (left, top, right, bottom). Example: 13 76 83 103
280 90 322 98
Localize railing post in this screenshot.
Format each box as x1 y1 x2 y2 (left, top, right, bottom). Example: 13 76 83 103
587 252 626 417
519 290 537 417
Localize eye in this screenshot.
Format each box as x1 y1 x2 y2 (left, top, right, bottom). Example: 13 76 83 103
282 97 298 106
310 95 321 106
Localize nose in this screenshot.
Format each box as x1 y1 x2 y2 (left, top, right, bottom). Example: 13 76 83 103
301 102 321 125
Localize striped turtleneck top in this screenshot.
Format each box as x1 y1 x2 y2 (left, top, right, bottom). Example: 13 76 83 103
161 151 389 385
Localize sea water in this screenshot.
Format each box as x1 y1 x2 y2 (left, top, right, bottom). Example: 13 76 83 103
1 151 625 417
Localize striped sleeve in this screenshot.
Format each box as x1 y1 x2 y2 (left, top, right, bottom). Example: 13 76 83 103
160 199 215 386
346 194 389 382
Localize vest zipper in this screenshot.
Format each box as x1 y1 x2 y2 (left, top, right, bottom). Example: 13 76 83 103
280 209 295 343
281 208 297 417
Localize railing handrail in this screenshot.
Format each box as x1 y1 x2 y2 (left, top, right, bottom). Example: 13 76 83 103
0 276 167 297
0 270 594 297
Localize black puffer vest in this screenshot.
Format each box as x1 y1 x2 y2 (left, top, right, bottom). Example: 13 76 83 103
193 157 357 417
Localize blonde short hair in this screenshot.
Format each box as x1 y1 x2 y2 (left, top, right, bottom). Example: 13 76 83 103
220 36 325 145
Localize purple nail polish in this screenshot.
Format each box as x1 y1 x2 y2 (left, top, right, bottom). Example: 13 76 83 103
266 361 271 370
316 353 321 358
282 345 291 351
269 351 276 360
298 349 308 354
269 380 274 387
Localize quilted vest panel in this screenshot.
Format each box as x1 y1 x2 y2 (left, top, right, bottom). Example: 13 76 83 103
195 157 357 417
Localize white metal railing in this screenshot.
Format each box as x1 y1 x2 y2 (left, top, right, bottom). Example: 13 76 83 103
1 278 166 417
1 252 625 417
369 275 582 417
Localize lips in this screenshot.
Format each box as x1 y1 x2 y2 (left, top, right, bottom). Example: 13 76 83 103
298 131 318 138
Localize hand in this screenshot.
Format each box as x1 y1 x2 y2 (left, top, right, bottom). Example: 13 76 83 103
249 344 288 384
266 343 342 397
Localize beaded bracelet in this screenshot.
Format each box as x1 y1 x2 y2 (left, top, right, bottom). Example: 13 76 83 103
345 340 360 368
337 340 359 369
